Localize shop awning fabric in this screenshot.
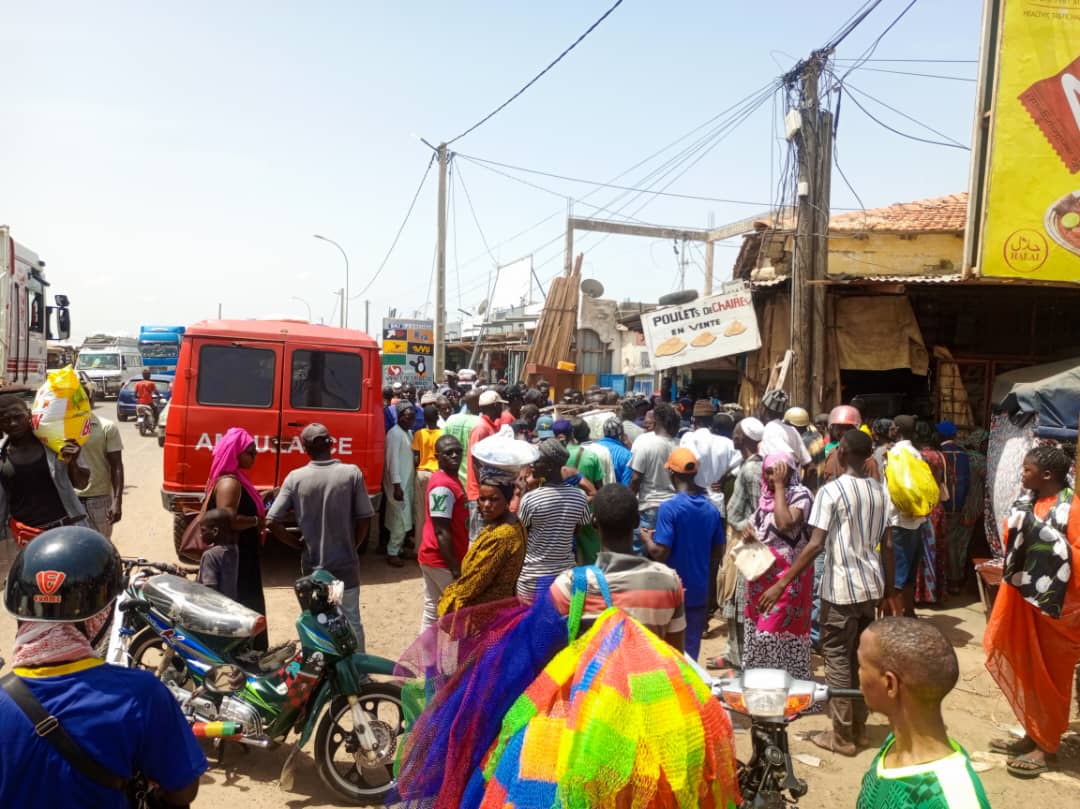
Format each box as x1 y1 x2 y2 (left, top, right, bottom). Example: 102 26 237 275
992 357 1080 439
834 296 930 376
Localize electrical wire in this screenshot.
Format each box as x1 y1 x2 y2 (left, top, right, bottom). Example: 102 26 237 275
839 66 975 82
454 161 500 270
844 81 969 148
451 80 784 299
844 90 969 149
824 0 887 50
835 57 976 64
355 153 436 297
836 0 920 85
447 0 626 144
455 153 784 207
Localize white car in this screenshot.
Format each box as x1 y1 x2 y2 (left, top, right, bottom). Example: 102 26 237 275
156 400 169 447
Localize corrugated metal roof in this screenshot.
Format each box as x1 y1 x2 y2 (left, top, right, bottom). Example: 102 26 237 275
750 273 963 289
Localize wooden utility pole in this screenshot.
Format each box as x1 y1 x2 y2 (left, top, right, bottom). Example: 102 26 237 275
810 110 833 413
434 142 448 379
790 50 832 412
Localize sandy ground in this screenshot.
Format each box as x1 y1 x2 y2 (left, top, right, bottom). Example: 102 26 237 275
2 413 1079 806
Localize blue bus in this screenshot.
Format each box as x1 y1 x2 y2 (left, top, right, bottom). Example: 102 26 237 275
138 325 186 376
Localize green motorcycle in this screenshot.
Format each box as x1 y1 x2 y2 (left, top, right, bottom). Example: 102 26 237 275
116 563 402 805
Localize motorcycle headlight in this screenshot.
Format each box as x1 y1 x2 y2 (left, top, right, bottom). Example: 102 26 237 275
741 687 790 718
327 580 345 606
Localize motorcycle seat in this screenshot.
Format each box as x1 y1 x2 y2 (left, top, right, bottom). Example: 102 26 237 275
141 574 265 638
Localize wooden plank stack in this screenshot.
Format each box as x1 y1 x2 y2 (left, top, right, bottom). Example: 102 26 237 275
526 253 583 369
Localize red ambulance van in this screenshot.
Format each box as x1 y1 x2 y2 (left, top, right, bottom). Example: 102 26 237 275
161 319 384 556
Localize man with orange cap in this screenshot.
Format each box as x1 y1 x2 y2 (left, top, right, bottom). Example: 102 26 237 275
641 447 725 660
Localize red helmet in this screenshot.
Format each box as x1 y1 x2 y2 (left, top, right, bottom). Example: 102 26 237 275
828 405 862 427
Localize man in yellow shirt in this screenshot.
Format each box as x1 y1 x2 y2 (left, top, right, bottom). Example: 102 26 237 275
412 402 443 544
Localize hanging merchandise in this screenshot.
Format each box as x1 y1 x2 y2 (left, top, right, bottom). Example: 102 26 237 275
476 567 740 809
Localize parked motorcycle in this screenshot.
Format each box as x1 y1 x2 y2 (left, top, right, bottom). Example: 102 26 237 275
135 403 156 436
704 666 862 808
109 559 402 805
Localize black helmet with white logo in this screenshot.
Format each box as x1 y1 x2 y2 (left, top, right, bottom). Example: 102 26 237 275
3 526 123 622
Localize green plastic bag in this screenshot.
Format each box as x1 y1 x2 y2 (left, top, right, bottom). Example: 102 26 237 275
885 447 940 518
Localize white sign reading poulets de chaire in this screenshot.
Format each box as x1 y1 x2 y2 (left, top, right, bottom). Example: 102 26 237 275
642 281 761 371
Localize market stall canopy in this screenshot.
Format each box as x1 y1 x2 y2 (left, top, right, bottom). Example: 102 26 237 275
992 356 1080 439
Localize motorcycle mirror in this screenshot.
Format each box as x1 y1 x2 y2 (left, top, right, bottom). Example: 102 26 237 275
204 663 246 695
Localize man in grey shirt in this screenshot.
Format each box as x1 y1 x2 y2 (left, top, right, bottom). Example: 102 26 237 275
267 423 374 650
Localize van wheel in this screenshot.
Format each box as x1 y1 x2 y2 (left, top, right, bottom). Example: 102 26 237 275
173 514 197 563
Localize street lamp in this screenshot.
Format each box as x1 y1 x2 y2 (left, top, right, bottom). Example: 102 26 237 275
313 234 350 328
291 296 312 321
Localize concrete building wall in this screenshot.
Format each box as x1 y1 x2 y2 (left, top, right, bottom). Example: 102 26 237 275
828 232 964 277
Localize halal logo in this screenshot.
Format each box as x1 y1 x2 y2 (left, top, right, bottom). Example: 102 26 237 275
33 570 65 604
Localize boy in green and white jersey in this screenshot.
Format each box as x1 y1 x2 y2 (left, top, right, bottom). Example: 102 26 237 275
856 617 991 809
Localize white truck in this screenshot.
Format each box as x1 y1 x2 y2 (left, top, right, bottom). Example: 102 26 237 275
75 334 143 398
0 226 72 390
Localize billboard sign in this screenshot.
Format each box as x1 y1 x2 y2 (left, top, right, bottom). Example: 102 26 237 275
381 318 433 386
641 281 761 372
974 0 1080 281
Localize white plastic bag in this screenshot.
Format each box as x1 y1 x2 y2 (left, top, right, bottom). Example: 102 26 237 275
471 425 540 471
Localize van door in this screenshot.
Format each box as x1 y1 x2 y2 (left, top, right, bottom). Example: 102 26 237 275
180 338 283 491
279 344 375 485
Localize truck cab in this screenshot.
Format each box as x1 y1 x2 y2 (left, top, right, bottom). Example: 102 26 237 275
161 320 384 557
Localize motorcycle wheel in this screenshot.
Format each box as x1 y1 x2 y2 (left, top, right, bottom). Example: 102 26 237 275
128 626 187 681
314 683 404 805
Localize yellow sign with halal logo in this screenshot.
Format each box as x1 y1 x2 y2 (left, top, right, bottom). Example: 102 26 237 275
979 0 1080 280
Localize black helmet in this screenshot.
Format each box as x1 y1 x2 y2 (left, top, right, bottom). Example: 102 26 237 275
3 526 123 622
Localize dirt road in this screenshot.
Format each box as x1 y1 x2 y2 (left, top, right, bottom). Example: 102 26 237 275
2 416 1078 806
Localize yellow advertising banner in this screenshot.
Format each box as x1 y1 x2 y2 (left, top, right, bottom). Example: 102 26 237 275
981 0 1080 280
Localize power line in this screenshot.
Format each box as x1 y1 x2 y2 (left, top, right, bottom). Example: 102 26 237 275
355 153 436 297
843 85 969 150
449 80 782 298
456 153 786 207
844 81 968 148
835 57 976 64
447 0 626 144
842 65 975 82
836 0 920 84
824 0 886 50
454 161 499 270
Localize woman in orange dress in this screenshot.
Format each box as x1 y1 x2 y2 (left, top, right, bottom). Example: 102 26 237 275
984 445 1080 778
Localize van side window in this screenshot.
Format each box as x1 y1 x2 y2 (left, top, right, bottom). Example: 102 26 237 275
290 350 362 411
198 345 276 407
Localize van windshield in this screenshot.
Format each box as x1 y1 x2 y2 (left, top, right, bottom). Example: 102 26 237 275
76 352 119 371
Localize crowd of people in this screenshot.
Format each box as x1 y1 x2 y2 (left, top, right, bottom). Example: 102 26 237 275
2 364 1079 806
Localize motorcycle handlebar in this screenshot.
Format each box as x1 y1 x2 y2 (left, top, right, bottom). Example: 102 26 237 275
829 688 864 700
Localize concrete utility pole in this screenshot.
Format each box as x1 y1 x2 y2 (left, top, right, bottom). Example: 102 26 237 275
434 143 449 379
789 50 833 413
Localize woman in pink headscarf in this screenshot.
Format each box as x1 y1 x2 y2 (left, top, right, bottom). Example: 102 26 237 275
205 427 268 649
743 452 815 679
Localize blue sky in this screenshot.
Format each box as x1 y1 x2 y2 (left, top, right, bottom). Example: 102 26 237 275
1 1 981 340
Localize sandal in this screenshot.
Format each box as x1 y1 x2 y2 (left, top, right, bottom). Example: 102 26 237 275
706 655 738 670
1007 753 1048 779
989 736 1036 756
808 729 857 757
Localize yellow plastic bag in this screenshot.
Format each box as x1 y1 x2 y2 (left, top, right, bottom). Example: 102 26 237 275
31 366 92 453
885 447 940 518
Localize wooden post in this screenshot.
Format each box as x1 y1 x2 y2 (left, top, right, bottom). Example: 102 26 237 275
704 239 715 295
810 109 833 413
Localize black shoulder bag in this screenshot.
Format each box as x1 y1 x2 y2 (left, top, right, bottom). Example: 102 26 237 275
0 672 180 809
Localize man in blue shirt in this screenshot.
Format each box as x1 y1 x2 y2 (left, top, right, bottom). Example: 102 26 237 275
642 447 725 660
0 527 207 808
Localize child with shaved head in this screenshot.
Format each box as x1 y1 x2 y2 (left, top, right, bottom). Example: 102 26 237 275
856 617 990 808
